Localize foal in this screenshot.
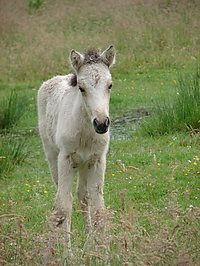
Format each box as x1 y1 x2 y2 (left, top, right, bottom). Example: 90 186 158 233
38 46 116 255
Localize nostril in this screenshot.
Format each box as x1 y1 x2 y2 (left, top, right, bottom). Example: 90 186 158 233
93 118 98 128
105 117 110 127
93 117 110 134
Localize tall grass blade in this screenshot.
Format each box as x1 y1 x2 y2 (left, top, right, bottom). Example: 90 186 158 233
0 137 28 178
0 90 30 132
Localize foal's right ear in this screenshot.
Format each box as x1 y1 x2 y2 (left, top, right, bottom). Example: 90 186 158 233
70 50 84 72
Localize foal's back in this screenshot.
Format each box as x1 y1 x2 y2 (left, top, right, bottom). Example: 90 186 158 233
38 74 76 143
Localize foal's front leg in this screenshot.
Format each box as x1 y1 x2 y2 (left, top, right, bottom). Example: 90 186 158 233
87 158 106 237
53 153 76 256
76 172 92 235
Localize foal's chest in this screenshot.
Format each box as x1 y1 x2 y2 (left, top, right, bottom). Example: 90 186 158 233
60 131 109 165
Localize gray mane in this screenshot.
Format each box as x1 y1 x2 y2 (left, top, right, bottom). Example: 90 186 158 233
70 73 77 87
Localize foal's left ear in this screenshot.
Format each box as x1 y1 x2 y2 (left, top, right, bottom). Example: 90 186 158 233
100 45 116 68
70 50 84 72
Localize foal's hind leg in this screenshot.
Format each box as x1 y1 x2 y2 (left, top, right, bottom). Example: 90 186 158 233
42 140 59 185
42 142 59 264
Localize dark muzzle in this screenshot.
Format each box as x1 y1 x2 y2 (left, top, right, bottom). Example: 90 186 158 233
93 117 110 134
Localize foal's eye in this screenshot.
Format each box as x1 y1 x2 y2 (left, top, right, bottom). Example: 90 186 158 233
79 87 85 93
108 84 113 90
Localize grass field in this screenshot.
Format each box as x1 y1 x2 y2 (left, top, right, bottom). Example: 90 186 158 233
0 0 200 265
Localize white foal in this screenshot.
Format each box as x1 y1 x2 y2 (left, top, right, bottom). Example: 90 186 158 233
38 46 116 258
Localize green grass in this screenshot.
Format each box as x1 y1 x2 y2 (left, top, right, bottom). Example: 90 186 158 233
139 69 200 135
0 0 200 265
1 130 200 265
0 0 200 83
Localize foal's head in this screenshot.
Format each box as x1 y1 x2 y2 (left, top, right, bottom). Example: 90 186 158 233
70 46 116 134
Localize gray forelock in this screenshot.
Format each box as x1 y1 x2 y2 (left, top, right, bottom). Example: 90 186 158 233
83 49 101 64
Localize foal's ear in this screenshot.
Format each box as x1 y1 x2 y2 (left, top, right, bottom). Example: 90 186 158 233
100 45 116 68
70 50 84 71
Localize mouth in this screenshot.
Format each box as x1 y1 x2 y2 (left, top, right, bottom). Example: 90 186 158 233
94 127 109 134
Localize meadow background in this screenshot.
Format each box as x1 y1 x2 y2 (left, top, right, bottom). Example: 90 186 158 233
0 0 200 265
